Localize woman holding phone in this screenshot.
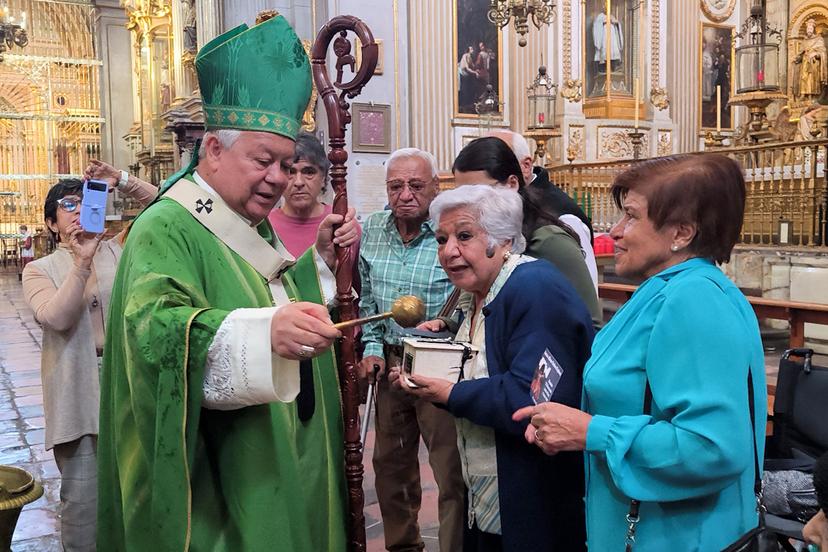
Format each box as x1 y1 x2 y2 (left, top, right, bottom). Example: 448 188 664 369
21 164 154 551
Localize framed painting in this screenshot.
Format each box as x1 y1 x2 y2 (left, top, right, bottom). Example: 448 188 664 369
453 0 503 118
355 38 384 75
461 134 479 147
699 23 735 130
352 102 392 153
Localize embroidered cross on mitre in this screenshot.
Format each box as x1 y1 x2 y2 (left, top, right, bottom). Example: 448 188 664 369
195 198 214 214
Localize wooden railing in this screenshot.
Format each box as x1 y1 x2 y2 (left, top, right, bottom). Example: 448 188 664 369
599 282 828 348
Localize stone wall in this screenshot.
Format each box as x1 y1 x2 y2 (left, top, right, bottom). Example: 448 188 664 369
722 246 828 352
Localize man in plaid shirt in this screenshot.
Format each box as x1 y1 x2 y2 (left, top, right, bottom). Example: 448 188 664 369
358 148 464 552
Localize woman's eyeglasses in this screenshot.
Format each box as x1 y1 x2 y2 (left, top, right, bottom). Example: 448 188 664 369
56 197 80 213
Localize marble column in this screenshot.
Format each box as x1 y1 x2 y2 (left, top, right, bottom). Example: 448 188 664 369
221 0 305 33
171 0 185 100
196 0 223 46
94 0 134 173
666 0 699 153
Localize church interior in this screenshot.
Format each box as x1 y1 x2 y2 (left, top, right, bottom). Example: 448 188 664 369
0 0 826 320
0 0 828 548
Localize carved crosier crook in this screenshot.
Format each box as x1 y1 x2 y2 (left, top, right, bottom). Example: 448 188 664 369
311 16 378 552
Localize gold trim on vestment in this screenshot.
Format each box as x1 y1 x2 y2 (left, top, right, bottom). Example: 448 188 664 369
182 307 209 551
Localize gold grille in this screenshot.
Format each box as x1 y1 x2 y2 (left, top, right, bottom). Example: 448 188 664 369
0 0 102 236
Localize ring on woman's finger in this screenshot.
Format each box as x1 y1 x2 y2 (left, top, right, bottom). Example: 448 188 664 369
298 344 315 357
534 429 543 442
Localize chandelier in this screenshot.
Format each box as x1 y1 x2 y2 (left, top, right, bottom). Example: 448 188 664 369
0 4 28 62
488 0 556 47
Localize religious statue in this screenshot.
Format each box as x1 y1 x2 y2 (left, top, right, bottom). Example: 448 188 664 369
798 103 828 139
589 4 625 96
793 19 827 99
592 8 623 71
159 60 172 113
182 0 197 53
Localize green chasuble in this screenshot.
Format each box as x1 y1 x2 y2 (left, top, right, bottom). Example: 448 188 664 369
98 176 347 551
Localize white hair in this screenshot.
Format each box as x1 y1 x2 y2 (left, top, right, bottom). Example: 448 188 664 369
488 129 531 161
198 129 243 159
429 184 526 253
386 148 439 179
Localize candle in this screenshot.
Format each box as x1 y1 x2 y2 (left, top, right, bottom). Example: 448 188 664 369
634 78 639 129
605 0 611 97
20 10 25 29
716 85 722 132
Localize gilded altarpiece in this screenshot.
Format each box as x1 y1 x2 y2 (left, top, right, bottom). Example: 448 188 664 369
122 0 175 186
582 0 642 120
555 0 673 163
0 0 103 236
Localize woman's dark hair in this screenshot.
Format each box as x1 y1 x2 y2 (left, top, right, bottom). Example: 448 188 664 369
611 153 745 264
293 130 331 192
452 136 579 245
44 178 83 241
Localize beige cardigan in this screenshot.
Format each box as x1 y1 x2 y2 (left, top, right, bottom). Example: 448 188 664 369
22 177 155 449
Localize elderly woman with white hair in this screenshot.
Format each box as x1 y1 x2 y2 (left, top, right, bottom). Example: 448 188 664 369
393 185 594 552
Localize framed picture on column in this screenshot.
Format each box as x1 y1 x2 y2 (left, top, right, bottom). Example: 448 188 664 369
453 0 503 118
352 102 392 154
699 22 735 130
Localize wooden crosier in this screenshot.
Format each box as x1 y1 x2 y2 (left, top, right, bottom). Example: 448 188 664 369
311 16 378 552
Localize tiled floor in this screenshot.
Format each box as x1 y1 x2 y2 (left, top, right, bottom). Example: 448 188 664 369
0 269 61 551
0 269 440 551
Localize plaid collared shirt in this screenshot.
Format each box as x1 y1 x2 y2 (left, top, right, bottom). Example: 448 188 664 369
358 210 453 358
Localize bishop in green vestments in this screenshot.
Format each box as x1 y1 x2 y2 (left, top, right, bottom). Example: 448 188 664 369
98 15 354 551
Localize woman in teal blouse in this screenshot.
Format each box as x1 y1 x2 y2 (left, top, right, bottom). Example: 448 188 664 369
514 154 767 551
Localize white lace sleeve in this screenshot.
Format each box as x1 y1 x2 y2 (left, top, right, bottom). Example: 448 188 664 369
202 306 300 410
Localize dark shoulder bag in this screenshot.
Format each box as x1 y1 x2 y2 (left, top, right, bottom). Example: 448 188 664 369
624 371 767 552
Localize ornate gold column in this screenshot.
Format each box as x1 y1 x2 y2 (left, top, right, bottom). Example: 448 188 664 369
122 0 175 184
170 0 185 101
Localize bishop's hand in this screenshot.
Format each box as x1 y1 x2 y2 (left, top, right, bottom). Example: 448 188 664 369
270 302 342 360
315 207 359 270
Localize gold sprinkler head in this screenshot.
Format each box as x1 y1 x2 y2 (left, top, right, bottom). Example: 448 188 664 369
389 295 426 328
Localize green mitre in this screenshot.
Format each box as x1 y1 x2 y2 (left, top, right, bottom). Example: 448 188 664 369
195 14 311 140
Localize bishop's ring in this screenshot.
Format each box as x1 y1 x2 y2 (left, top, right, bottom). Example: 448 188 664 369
298 345 315 357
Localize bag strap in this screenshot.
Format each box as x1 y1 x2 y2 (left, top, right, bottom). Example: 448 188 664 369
747 371 764 515
624 382 651 552
625 371 761 551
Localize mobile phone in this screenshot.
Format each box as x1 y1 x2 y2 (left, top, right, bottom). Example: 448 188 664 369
80 179 109 233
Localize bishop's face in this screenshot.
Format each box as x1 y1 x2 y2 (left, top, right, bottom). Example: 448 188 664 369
203 131 294 224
